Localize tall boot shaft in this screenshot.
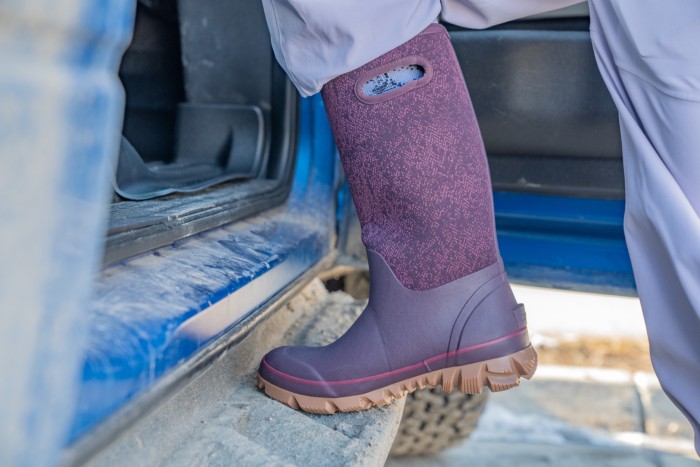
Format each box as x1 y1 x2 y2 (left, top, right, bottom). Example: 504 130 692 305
322 23 498 291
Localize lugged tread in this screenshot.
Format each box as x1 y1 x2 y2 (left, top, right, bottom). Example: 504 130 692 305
258 345 538 414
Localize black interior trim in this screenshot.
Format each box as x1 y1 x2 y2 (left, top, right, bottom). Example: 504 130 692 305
105 82 297 265
448 18 624 199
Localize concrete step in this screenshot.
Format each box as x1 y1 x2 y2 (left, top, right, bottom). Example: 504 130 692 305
83 280 403 467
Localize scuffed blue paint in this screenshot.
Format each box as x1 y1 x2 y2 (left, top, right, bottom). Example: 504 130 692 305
0 1 136 465
494 191 635 295
70 96 337 441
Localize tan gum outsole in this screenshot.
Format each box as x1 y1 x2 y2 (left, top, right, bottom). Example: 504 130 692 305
257 345 537 414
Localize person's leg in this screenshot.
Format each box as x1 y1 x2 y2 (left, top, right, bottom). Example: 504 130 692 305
257 0 578 412
258 24 536 413
588 0 700 454
258 22 536 412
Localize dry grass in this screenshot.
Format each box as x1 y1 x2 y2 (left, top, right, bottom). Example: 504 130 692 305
535 336 654 373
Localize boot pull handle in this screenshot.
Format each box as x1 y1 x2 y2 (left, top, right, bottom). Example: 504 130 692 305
354 55 433 104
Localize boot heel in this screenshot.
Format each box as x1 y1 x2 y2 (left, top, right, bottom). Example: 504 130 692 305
454 345 538 395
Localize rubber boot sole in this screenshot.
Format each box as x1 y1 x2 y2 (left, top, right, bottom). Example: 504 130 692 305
257 345 537 414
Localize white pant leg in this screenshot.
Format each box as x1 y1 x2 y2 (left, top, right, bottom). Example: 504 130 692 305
262 0 579 96
588 0 700 453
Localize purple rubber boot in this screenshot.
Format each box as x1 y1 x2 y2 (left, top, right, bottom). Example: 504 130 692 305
257 24 537 414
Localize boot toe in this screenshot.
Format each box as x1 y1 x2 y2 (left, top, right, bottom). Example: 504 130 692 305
259 345 327 389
